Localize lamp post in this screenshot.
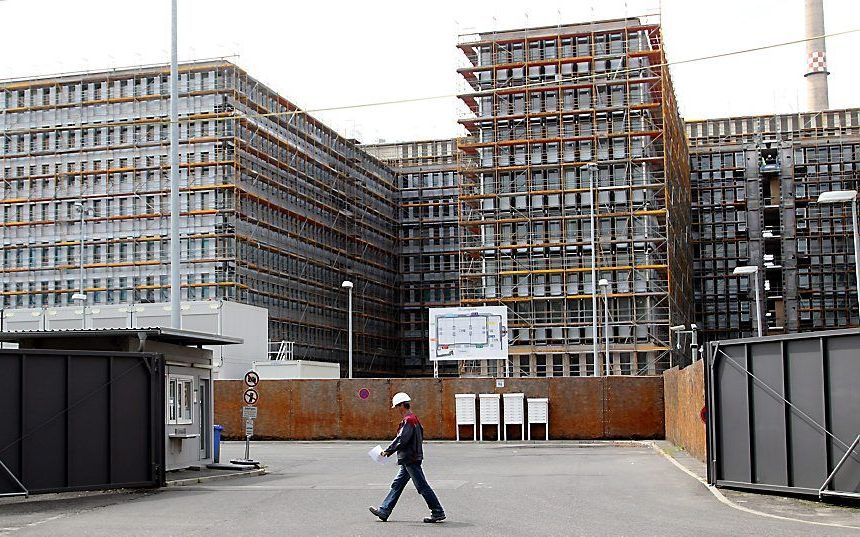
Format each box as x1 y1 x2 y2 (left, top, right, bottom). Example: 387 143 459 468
582 162 600 376
598 278 610 376
168 0 181 329
669 323 699 366
73 201 94 329
342 280 353 379
733 265 762 337
816 190 860 316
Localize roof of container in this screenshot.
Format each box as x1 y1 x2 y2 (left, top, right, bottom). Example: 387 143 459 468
0 327 242 346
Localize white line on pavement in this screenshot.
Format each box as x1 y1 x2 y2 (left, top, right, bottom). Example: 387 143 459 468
650 442 860 531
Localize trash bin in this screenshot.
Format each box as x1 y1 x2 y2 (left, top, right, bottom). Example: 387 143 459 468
213 425 224 463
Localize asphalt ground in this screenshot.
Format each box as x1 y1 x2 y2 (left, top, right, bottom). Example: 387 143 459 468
0 441 857 536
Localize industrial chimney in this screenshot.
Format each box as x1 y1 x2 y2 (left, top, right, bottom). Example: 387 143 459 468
804 0 830 111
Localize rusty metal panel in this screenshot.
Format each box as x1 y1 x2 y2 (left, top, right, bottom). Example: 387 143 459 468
548 377 603 439
289 380 340 440
606 377 665 439
338 379 391 440
388 379 444 439
214 380 245 438
663 361 707 462
254 379 294 440
213 376 668 442
708 329 860 498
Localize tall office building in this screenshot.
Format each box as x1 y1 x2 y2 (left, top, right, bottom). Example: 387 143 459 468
455 18 692 376
0 60 400 375
688 109 860 341
363 139 461 375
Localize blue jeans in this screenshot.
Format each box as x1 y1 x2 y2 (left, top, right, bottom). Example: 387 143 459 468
379 463 444 516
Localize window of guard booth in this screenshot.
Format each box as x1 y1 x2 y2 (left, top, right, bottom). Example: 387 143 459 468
168 375 194 425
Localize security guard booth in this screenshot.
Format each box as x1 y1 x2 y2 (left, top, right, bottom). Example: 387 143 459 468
0 327 242 489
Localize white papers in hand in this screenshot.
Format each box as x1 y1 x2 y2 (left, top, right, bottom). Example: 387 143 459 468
368 445 390 465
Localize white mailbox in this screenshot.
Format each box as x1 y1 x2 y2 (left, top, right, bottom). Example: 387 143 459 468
527 397 549 441
454 393 477 441
478 393 501 442
502 392 525 441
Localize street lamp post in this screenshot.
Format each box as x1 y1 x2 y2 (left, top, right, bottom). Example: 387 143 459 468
598 278 610 376
582 163 600 376
817 190 860 316
73 201 94 328
733 265 762 337
342 280 354 379
669 323 699 366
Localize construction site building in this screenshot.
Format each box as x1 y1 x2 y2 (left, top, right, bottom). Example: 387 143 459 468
0 60 400 375
456 18 692 377
363 139 461 376
688 108 860 341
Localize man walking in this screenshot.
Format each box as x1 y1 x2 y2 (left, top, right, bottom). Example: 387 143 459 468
369 392 446 523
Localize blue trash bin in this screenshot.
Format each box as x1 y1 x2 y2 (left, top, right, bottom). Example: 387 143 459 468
213 424 224 463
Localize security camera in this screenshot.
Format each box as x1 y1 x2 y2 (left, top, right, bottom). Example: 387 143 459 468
690 323 698 330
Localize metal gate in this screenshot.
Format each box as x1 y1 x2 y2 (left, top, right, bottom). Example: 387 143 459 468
706 329 860 499
0 349 165 496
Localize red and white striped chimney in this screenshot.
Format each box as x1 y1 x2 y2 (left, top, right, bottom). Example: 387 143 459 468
804 0 830 111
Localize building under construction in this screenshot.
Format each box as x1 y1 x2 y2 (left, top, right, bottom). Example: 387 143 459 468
0 60 400 375
363 139 461 376
456 18 692 377
688 108 860 341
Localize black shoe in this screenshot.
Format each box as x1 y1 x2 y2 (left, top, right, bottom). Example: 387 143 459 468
423 513 446 523
369 506 389 522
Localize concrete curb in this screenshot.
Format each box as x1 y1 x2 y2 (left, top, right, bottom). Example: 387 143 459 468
649 442 860 531
165 467 267 487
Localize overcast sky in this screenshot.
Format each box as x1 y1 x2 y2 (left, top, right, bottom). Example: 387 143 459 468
1 0 858 142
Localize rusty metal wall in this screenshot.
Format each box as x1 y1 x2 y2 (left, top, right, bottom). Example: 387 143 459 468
663 361 707 462
214 377 664 441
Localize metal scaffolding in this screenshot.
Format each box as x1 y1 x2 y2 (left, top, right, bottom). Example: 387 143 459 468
455 17 692 377
0 60 401 375
363 139 461 376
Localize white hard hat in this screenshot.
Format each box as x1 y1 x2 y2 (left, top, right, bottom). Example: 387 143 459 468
391 392 411 408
